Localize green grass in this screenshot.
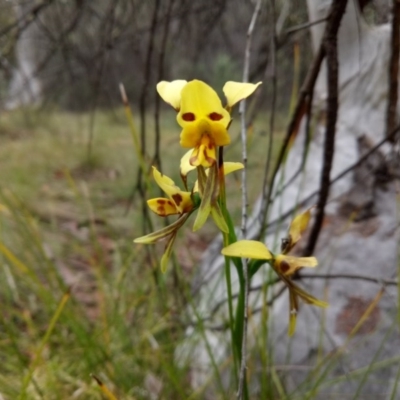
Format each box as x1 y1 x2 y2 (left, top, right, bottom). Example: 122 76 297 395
0 106 285 399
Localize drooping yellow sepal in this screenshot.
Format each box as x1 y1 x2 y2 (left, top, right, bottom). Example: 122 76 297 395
192 163 226 232
160 233 177 273
210 203 228 233
282 276 328 336
156 80 187 110
221 240 273 260
134 214 190 244
223 81 262 108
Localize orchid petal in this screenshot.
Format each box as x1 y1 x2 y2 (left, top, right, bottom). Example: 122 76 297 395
188 135 217 167
156 80 187 110
152 166 193 213
147 198 179 216
222 162 244 174
180 149 196 177
275 254 317 276
221 240 273 260
284 208 312 253
177 80 231 129
223 81 262 108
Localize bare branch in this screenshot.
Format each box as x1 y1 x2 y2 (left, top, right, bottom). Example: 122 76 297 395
386 0 400 142
304 0 348 256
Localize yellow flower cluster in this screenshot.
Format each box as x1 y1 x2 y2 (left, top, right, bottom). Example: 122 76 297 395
134 79 261 271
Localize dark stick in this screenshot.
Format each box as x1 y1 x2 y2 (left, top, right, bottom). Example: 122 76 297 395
386 0 400 142
260 25 327 235
303 0 348 256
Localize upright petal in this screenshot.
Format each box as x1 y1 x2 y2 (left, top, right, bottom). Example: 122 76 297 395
223 81 262 108
223 162 244 174
221 240 272 260
283 208 312 253
157 80 187 110
177 80 231 128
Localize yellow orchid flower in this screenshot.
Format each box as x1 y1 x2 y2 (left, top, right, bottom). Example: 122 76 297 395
157 79 262 167
221 228 327 336
221 240 317 278
147 166 193 216
177 80 231 167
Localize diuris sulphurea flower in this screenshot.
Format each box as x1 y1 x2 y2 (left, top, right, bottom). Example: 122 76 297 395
157 79 261 168
221 208 328 335
134 162 243 272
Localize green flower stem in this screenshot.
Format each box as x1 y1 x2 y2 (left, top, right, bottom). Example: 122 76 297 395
218 150 239 384
218 148 248 399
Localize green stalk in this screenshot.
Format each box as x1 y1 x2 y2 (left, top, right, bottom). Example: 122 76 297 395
218 148 248 398
218 149 239 385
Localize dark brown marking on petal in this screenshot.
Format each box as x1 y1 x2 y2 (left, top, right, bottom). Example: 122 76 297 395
157 206 166 215
167 200 174 206
172 193 183 206
209 112 223 121
280 261 290 273
203 148 215 166
157 199 166 205
182 112 195 121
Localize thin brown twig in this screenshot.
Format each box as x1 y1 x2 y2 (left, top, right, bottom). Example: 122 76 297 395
304 0 348 256
284 16 329 36
297 273 398 286
138 0 161 233
386 0 400 142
